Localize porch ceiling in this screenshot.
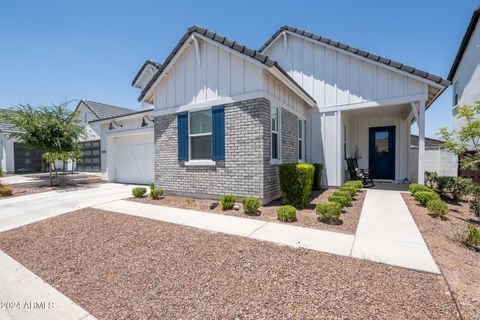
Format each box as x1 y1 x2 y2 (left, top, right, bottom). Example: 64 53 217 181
343 103 411 119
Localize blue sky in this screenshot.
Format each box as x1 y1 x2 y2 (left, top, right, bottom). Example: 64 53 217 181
0 0 477 137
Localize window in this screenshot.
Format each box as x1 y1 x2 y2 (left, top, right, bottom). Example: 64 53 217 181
298 119 305 161
453 82 459 106
271 106 280 160
189 109 212 160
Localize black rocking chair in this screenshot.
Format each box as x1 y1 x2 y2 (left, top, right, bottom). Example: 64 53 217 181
346 158 374 188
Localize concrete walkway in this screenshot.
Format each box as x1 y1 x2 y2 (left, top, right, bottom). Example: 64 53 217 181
351 189 439 273
0 183 136 233
0 250 95 320
94 193 440 274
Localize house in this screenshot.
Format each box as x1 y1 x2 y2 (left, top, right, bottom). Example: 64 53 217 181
0 109 45 173
409 135 457 181
131 25 448 203
73 100 155 184
449 5 480 135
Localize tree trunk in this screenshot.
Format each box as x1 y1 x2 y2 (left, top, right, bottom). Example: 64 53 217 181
48 161 53 187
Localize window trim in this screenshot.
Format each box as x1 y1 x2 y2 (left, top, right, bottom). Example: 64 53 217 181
188 108 213 161
298 118 306 162
270 105 282 165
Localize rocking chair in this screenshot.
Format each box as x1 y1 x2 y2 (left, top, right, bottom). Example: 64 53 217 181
346 158 374 188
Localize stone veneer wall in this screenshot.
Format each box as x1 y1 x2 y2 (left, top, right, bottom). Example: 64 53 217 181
154 97 299 203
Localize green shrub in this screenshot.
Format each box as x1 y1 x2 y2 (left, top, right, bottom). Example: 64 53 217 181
414 191 440 206
221 195 236 210
469 185 480 218
409 183 431 195
0 186 13 197
132 187 147 198
150 188 164 200
434 176 454 194
332 190 352 202
345 180 363 189
465 224 480 247
448 177 473 202
312 163 324 190
425 171 438 189
149 182 155 191
277 205 297 222
339 185 357 197
426 199 448 218
328 195 349 207
242 197 260 214
316 201 341 223
279 163 315 208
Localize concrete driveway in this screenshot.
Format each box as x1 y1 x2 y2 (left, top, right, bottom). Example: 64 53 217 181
0 183 135 233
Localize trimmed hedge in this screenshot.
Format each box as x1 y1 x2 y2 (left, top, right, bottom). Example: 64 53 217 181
221 195 236 210
132 187 147 198
150 188 164 200
277 205 297 222
242 197 260 214
0 186 13 197
312 163 324 190
339 185 357 197
345 180 363 189
409 183 431 195
328 194 349 207
279 163 315 208
414 191 440 206
316 201 341 223
332 190 352 202
426 199 448 218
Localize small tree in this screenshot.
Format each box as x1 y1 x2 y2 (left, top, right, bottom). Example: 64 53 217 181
0 103 85 186
439 101 480 219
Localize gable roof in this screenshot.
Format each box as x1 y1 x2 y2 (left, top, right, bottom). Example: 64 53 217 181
131 60 161 87
448 6 480 81
138 25 316 105
79 100 137 120
0 109 20 133
260 25 450 87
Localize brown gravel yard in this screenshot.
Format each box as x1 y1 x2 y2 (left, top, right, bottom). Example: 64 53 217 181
0 208 459 319
403 193 480 320
0 183 101 199
129 189 365 235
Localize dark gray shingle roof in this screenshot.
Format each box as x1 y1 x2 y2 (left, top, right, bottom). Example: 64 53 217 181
131 60 161 87
410 134 445 148
0 109 19 133
448 6 480 80
260 25 450 87
82 100 136 120
138 25 315 104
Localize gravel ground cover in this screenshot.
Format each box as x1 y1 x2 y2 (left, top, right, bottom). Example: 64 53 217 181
0 208 459 319
129 189 365 235
402 193 480 320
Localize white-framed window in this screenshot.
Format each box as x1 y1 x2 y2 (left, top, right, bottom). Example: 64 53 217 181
189 109 212 160
271 106 280 161
298 119 305 161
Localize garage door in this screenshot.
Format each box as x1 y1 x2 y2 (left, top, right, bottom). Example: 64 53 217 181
77 140 101 172
14 143 45 173
114 134 154 185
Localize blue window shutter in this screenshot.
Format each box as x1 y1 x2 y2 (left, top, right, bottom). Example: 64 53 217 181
177 112 188 160
212 105 225 161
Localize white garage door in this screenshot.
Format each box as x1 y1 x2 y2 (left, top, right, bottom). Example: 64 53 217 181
114 133 154 185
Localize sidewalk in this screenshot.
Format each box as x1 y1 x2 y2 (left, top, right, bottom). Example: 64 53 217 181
94 191 440 274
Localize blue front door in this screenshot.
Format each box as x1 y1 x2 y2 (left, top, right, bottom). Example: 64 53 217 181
369 126 395 180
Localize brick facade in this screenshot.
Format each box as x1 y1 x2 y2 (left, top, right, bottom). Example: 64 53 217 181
154 97 299 203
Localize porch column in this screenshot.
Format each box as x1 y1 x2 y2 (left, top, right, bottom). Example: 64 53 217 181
417 101 425 185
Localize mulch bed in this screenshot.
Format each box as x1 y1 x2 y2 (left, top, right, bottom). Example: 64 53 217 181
402 194 480 320
128 189 365 235
0 208 459 319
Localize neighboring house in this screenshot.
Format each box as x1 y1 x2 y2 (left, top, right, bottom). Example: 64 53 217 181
131 25 448 203
449 6 480 139
74 100 155 184
409 135 458 181
0 109 45 173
